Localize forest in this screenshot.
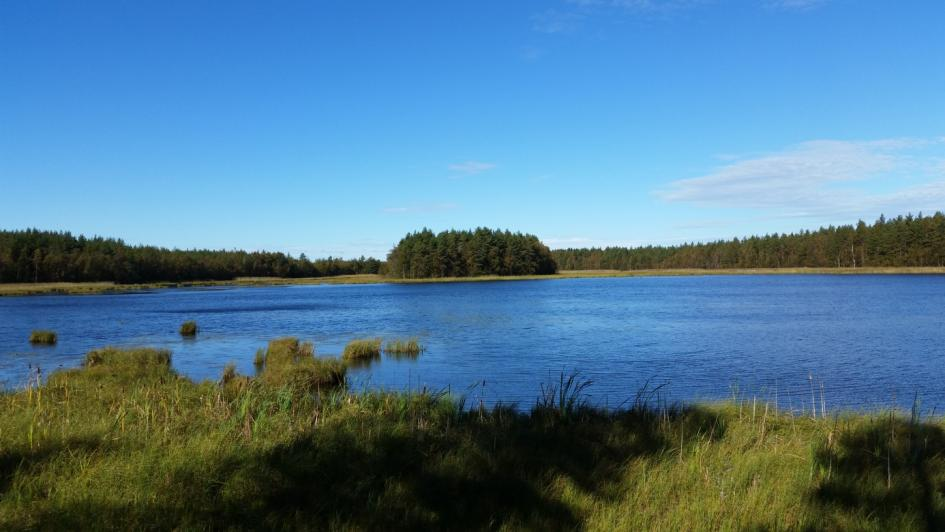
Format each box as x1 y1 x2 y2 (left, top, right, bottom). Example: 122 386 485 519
0 230 381 283
553 213 945 270
385 228 558 278
4 212 945 284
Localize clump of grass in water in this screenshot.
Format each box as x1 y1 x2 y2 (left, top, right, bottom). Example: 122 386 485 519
28 330 57 345
343 338 382 362
84 346 172 369
384 338 423 358
179 320 198 337
256 337 345 392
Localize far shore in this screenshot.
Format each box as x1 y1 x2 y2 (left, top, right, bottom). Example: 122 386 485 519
3 266 945 297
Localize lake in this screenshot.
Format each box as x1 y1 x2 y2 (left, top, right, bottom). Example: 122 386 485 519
2 275 944 413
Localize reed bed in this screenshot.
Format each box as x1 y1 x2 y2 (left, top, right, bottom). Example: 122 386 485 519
342 338 382 361
27 330 57 345
383 338 423 357
2 344 945 530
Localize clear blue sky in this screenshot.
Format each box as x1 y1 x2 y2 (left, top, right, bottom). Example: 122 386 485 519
2 1 944 258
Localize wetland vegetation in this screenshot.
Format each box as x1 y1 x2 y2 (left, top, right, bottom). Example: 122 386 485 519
179 320 198 337
27 330 56 345
1 344 944 530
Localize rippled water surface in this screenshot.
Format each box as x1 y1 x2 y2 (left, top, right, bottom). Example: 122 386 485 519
2 275 944 412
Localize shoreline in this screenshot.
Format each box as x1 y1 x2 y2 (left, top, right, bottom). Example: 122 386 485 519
2 266 945 297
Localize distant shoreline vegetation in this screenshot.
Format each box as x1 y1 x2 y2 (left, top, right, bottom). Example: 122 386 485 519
0 229 381 284
554 213 945 270
2 213 944 286
385 228 558 278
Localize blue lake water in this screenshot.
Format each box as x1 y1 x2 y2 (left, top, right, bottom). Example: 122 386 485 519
2 275 944 413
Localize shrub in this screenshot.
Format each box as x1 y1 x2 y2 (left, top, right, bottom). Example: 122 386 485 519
29 330 57 345
180 320 198 337
343 338 382 361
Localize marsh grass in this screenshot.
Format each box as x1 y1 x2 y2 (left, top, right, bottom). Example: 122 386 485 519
383 338 423 358
84 347 171 370
3 348 945 530
179 320 198 337
255 337 345 393
343 338 382 362
28 330 57 345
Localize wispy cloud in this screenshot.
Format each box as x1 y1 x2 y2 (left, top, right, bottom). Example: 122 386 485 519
532 9 584 34
448 161 496 177
382 203 458 215
766 0 829 11
534 0 824 34
659 138 945 219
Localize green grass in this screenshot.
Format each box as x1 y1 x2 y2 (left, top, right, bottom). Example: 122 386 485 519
251 337 346 394
27 330 57 345
2 346 945 529
179 320 198 337
384 338 423 358
342 338 382 361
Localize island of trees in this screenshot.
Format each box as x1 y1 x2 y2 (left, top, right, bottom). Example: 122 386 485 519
554 213 945 270
385 228 558 278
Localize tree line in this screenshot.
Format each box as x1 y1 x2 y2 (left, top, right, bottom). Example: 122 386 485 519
553 213 945 271
385 228 557 278
0 230 382 284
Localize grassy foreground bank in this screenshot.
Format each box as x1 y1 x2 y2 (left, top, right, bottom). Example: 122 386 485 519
4 266 945 297
2 347 945 529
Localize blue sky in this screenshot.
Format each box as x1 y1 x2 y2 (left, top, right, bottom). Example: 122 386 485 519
2 1 944 258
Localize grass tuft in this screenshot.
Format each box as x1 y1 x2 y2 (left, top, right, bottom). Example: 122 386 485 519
343 338 382 361
256 337 345 392
83 346 172 371
179 320 198 337
383 338 423 358
28 330 57 345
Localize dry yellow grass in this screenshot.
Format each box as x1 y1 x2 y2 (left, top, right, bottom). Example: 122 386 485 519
4 267 944 297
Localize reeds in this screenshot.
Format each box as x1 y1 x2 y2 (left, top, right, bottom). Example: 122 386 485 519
383 338 424 357
343 338 382 361
28 330 57 345
3 342 945 531
256 337 345 391
84 347 172 369
179 320 198 337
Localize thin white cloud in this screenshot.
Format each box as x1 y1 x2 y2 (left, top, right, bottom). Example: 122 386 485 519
448 161 496 177
766 0 829 11
532 9 584 34
659 138 945 219
382 203 458 215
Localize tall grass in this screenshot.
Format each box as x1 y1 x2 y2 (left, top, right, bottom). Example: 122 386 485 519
342 338 382 361
383 338 423 358
28 330 57 345
3 344 945 530
179 320 198 337
255 337 345 392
